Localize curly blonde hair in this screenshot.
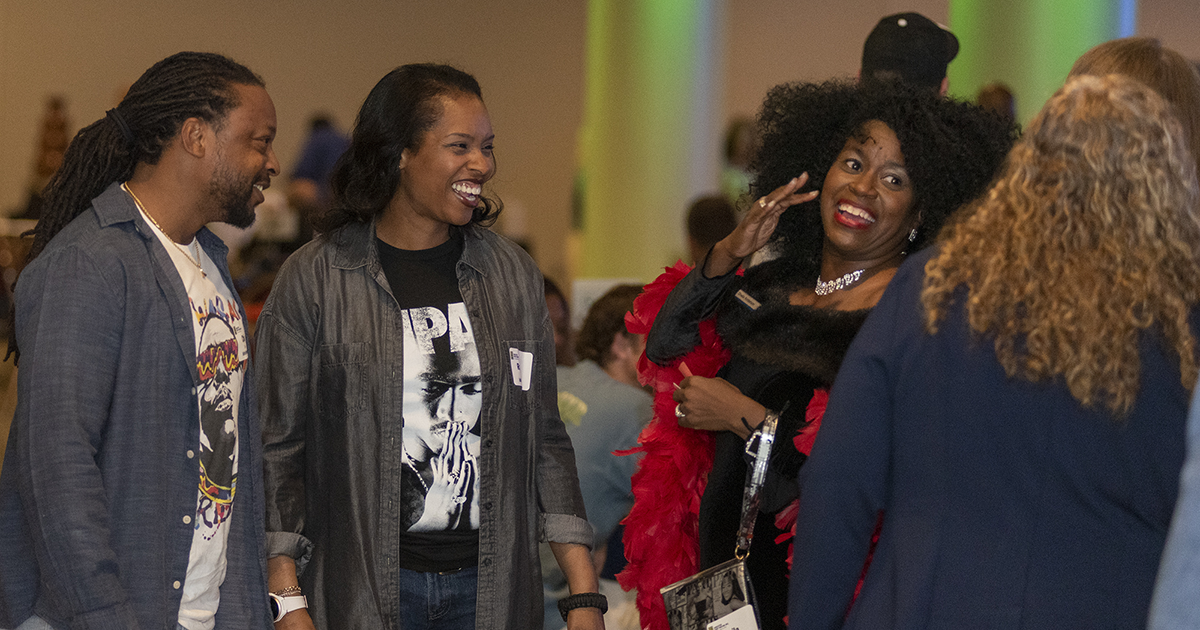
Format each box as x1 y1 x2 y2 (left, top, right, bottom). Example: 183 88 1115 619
922 74 1200 416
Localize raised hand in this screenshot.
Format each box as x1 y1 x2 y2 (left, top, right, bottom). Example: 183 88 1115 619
705 173 820 277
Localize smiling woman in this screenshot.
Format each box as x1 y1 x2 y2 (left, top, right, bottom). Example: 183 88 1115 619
380 93 496 249
312 65 503 241
256 64 599 630
816 119 916 305
622 79 1016 630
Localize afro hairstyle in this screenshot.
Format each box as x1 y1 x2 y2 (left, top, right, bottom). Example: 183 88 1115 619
750 79 1017 278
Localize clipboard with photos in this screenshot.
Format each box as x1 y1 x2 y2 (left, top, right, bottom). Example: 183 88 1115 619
661 556 758 630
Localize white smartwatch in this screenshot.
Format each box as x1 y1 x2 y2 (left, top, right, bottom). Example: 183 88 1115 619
269 591 308 622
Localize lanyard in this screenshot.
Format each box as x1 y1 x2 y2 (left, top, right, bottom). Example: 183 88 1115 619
734 410 779 560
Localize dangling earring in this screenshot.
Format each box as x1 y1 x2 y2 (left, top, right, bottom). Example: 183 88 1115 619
908 228 918 242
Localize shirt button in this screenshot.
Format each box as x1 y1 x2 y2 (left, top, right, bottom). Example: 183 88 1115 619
190 386 197 395
182 515 192 524
173 580 181 589
186 450 195 459
484 502 493 511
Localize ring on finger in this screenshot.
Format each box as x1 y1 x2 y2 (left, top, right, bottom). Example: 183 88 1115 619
675 403 686 419
758 197 768 208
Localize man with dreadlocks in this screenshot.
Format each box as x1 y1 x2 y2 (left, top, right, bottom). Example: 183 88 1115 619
0 52 278 630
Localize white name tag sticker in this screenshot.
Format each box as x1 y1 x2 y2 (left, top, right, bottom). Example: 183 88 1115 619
707 605 759 630
509 347 534 391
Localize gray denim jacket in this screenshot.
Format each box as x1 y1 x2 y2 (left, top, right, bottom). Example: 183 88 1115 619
257 221 591 629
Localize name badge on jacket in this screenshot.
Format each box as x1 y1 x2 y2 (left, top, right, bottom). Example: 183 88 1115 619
509 347 533 391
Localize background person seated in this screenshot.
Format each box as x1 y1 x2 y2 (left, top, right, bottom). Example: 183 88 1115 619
544 284 652 630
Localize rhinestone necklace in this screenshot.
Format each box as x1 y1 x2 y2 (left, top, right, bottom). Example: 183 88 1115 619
814 269 866 296
122 182 206 278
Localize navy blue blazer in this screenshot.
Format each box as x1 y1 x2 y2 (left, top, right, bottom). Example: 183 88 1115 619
788 248 1190 630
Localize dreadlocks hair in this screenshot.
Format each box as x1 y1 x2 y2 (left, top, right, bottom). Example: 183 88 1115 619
9 52 262 360
318 63 502 234
749 79 1017 281
27 52 263 264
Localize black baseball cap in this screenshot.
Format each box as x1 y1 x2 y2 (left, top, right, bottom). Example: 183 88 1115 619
861 12 960 90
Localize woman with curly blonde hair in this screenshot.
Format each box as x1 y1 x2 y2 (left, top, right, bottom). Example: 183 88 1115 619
924 73 1200 415
788 74 1200 630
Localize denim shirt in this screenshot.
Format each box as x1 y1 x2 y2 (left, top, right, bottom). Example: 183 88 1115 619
1150 380 1200 630
0 183 272 629
257 221 591 630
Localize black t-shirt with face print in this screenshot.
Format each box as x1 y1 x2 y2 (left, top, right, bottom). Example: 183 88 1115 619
378 234 482 572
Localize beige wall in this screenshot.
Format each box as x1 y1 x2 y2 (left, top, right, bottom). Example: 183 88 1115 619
722 0 948 121
1 0 1198 286
1140 0 1200 59
0 0 587 283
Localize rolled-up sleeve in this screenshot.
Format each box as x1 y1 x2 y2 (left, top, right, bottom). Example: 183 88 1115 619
256 264 317 574
532 299 593 548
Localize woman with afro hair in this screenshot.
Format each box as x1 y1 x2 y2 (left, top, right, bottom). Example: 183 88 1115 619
619 79 1016 630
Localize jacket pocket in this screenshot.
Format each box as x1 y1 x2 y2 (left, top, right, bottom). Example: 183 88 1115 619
316 342 368 419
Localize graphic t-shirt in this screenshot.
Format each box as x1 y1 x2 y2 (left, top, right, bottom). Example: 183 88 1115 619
378 235 483 572
139 208 246 630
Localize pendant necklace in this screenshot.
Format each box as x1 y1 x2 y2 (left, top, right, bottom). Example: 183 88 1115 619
122 182 206 278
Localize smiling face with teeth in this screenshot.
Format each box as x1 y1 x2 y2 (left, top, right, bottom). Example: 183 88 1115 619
205 83 279 229
385 93 495 249
820 119 919 268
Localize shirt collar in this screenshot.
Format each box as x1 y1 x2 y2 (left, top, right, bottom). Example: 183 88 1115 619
331 220 488 277
92 181 228 258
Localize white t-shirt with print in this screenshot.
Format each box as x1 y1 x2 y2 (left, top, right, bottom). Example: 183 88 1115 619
139 209 247 630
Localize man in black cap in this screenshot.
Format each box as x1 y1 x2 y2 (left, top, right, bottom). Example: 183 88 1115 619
861 12 960 95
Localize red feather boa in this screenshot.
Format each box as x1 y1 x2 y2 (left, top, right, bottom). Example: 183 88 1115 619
774 388 829 570
616 261 733 630
616 262 844 629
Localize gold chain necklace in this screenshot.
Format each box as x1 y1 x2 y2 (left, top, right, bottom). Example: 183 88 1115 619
122 182 206 278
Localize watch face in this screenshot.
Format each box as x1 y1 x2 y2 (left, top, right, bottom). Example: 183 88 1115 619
269 595 281 618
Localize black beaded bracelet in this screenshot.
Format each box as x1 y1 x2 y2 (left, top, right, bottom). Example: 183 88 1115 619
558 592 608 621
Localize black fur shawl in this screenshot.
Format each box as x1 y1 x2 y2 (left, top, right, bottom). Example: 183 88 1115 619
715 258 870 385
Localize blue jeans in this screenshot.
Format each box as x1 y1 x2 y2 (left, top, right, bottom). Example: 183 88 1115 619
398 565 479 630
